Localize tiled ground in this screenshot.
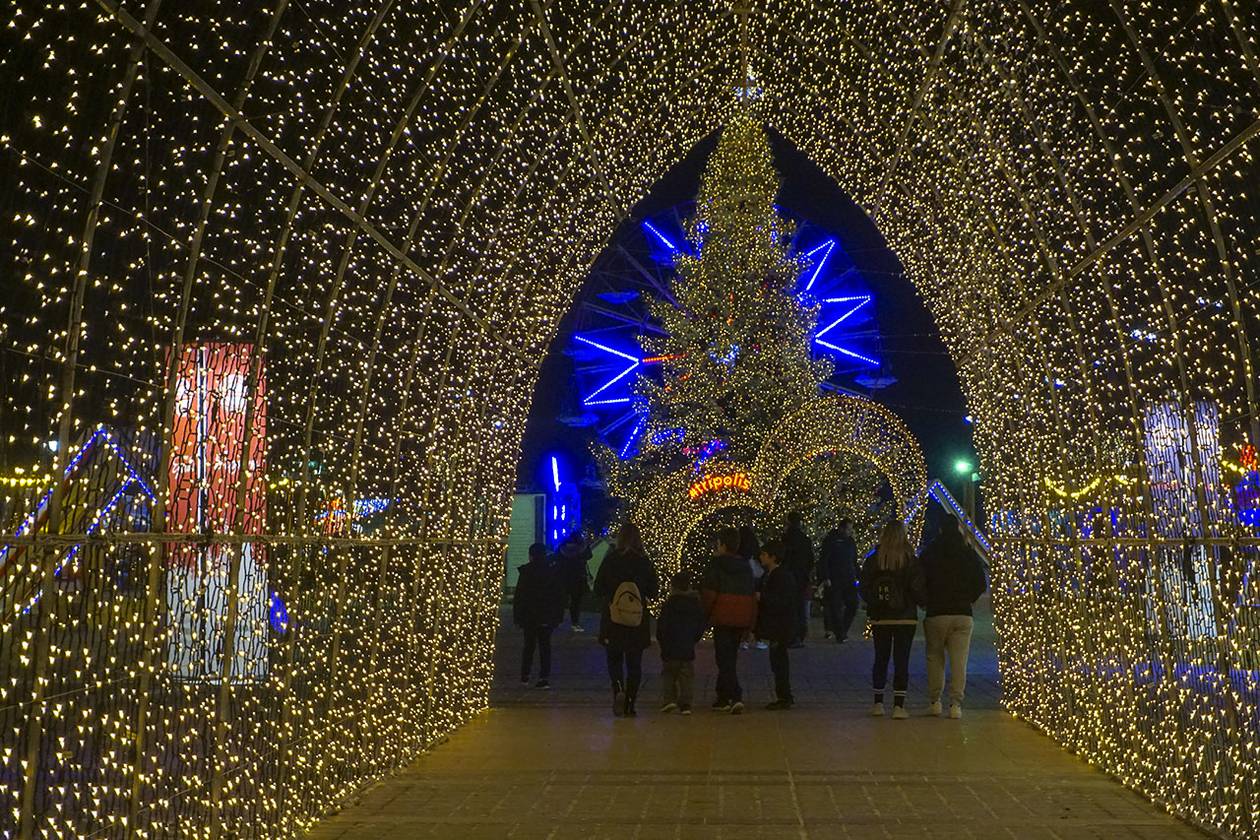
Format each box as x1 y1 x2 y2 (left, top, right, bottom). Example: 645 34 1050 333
307 606 1205 839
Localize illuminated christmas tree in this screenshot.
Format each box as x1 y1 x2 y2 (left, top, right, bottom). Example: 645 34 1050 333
603 116 832 491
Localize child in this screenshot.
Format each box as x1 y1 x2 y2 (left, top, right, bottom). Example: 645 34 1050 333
513 543 565 689
655 571 705 714
756 539 798 710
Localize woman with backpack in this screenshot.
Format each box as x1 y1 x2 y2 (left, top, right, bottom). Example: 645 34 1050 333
594 523 660 717
860 519 924 719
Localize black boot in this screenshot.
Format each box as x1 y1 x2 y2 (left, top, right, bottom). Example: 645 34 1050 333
624 678 639 717
612 681 625 717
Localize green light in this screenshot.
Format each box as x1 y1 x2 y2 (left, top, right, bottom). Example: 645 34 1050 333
954 459 973 475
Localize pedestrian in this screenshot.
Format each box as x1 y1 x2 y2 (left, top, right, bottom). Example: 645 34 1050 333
860 520 924 719
594 523 660 717
513 543 565 689
700 525 758 714
756 539 797 710
818 519 860 642
781 511 814 646
557 532 592 632
656 571 705 714
919 515 987 718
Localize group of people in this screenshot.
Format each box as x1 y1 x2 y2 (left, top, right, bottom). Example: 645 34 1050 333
511 512 986 719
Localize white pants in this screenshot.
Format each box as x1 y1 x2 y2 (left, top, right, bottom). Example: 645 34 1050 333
924 615 974 705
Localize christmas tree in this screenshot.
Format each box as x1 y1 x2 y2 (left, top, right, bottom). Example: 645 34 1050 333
601 116 833 493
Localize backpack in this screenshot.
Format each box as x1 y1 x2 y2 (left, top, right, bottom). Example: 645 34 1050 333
869 565 907 613
609 580 644 627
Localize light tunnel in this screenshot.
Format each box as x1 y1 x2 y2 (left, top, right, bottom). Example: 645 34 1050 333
1 1 1258 836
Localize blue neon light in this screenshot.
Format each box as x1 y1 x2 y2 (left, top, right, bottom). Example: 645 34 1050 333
803 239 835 292
816 295 872 343
642 220 680 253
618 417 646 459
550 456 561 493
816 340 879 366
574 335 639 362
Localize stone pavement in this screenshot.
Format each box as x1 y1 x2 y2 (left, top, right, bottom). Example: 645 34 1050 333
307 606 1204 839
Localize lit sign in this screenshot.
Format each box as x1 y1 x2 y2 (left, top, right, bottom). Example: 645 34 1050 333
688 472 752 500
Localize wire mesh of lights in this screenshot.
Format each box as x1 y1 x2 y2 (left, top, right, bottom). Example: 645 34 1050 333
0 1 1258 837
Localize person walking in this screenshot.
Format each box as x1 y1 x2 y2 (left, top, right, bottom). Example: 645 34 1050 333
781 511 814 646
513 543 565 688
655 571 706 714
700 526 758 714
818 520 860 642
919 515 987 718
557 532 592 632
860 520 923 719
756 539 798 710
594 523 659 717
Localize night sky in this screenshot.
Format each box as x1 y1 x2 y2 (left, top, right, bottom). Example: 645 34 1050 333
517 130 975 522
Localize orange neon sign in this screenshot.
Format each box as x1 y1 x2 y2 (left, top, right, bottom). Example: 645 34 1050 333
687 472 753 500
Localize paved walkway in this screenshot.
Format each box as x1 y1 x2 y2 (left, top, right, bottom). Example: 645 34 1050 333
308 606 1202 839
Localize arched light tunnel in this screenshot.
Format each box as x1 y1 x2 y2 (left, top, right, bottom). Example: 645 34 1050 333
0 1 1257 837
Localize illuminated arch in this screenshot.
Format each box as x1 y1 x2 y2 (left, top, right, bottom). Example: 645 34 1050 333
1 3 1257 836
631 396 928 577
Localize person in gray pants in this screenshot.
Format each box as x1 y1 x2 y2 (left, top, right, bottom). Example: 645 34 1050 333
918 516 987 718
655 572 705 714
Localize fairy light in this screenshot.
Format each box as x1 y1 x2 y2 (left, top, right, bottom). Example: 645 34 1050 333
0 2 1256 838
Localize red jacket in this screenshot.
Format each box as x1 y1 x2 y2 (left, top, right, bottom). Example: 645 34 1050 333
700 552 758 630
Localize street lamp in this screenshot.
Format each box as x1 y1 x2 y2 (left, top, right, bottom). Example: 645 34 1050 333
953 458 972 475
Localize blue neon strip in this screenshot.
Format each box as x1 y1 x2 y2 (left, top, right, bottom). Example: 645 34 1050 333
816 340 879 366
618 418 646 459
574 334 639 363
803 239 835 292
582 360 639 404
583 397 633 406
816 296 872 340
642 220 680 252
551 456 561 492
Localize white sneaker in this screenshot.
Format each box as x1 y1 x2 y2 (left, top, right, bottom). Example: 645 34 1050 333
870 703 884 717
928 701 942 717
949 703 962 719
571 624 585 633
891 706 909 720
755 641 768 650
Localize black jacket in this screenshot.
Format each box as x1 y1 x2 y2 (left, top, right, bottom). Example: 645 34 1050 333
594 547 660 651
655 591 705 661
755 565 798 644
555 543 591 596
818 530 859 588
859 553 923 623
782 524 814 593
918 530 986 617
513 559 565 628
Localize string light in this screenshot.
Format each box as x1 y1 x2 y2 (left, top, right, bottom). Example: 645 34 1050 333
0 2 1256 838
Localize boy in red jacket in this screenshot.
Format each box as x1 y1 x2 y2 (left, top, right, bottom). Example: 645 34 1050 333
700 526 758 714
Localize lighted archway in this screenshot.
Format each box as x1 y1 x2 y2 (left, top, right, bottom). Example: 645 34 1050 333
631 396 927 577
2 3 1257 837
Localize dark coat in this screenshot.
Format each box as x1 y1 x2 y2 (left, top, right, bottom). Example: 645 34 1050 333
919 530 987 617
700 552 758 630
513 559 565 628
818 530 859 588
782 524 814 593
594 547 660 651
755 565 798 644
859 553 923 623
556 542 591 596
655 591 705 661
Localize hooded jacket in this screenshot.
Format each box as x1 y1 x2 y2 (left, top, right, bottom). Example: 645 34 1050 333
918 529 987 617
701 551 758 630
